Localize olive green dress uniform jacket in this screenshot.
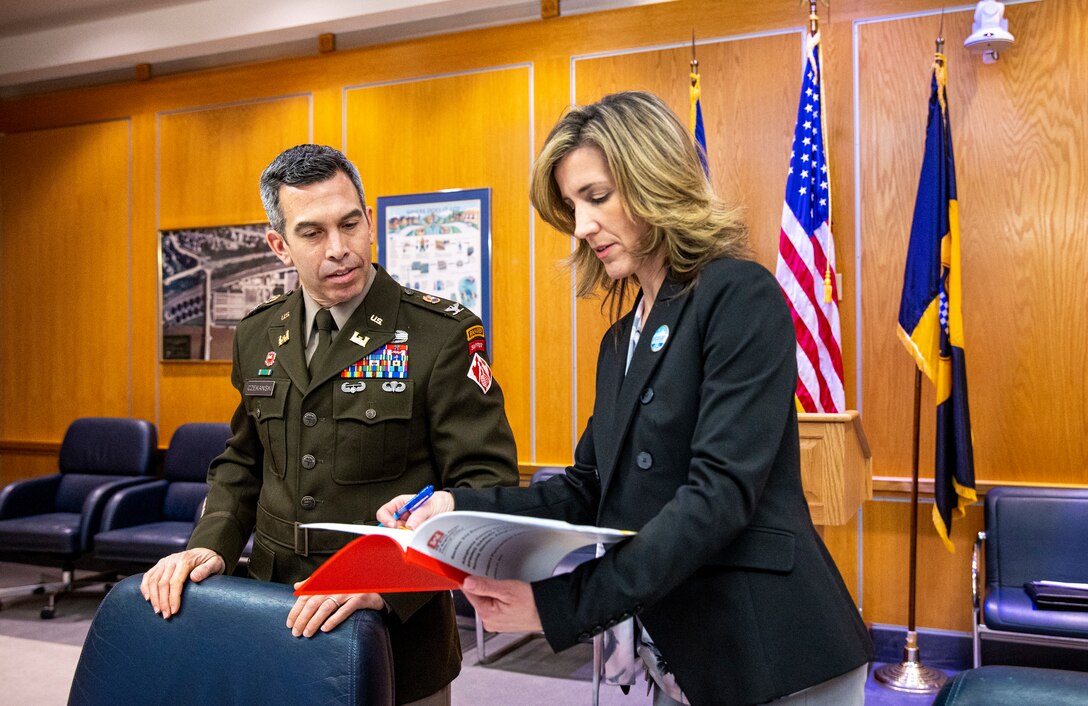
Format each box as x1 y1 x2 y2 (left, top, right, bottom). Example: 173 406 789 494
189 265 519 704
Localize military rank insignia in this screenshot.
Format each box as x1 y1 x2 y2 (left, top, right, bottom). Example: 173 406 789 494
341 344 408 378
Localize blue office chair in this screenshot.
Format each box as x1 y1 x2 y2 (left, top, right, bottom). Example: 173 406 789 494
68 574 394 705
94 422 231 567
0 417 157 618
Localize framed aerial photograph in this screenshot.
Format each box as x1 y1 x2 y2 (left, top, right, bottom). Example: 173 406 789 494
160 223 297 360
376 188 492 337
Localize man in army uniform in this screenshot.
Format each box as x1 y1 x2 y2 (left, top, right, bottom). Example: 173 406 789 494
141 144 519 705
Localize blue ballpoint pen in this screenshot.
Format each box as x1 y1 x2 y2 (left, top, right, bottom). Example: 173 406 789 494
392 484 435 521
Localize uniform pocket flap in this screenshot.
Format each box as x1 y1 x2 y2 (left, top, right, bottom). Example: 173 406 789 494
333 380 414 425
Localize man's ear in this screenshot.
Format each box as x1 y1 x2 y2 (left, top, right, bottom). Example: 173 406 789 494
266 229 293 266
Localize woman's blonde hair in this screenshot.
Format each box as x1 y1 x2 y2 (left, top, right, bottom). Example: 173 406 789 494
530 91 749 319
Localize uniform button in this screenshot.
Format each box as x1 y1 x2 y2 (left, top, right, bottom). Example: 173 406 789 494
301 454 316 469
365 408 377 420
640 387 654 404
636 451 653 469
302 412 318 427
300 496 316 510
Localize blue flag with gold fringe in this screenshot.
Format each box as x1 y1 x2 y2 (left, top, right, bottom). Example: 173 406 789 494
897 51 976 552
690 67 709 176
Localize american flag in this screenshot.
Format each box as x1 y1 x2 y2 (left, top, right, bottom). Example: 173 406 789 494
774 31 845 413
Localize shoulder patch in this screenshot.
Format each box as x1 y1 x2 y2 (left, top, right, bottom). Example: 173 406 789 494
241 290 293 322
401 290 473 320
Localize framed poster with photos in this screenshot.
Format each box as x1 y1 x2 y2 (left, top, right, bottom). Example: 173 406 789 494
376 189 492 337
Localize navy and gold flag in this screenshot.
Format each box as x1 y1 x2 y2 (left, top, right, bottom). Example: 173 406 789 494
690 62 709 176
897 50 976 552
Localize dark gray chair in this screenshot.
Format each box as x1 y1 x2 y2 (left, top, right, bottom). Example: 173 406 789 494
93 422 231 567
0 417 157 617
972 486 1088 667
68 573 394 705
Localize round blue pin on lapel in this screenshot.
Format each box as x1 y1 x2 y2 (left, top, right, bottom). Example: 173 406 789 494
650 324 669 352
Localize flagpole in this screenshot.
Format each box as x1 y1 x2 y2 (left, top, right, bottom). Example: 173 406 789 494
874 39 950 695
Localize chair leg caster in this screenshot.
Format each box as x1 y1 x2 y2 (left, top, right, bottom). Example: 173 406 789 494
40 606 56 619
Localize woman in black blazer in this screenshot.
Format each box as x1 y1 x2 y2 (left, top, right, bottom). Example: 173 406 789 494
380 91 872 705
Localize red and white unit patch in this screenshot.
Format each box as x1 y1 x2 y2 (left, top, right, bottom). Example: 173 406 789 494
466 352 493 394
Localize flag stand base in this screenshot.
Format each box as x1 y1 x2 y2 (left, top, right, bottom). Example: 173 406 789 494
874 631 948 693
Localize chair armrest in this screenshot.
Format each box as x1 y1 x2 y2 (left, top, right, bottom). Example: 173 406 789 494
80 477 157 549
0 474 62 519
99 481 169 531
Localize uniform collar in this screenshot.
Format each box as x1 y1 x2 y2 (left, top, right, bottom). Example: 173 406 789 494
301 265 375 344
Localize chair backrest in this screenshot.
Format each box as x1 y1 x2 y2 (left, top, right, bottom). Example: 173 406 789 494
55 418 157 513
161 423 231 521
68 574 394 706
985 486 1088 588
58 417 157 475
162 423 231 483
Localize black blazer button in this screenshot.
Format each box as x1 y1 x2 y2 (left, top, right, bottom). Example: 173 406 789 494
302 411 318 427
636 451 653 470
301 454 317 469
640 387 654 404
301 495 316 510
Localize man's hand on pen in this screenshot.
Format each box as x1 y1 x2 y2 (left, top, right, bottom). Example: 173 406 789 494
460 577 542 633
287 583 385 637
376 490 455 529
140 548 225 619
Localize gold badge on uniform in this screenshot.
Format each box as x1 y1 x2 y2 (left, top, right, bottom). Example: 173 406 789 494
277 330 290 346
350 331 370 348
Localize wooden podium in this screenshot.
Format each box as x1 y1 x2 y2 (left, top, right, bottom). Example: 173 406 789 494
797 411 872 526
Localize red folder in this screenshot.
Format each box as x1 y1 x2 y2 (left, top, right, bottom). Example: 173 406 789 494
295 535 468 595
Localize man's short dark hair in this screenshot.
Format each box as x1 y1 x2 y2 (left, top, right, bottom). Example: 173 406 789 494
259 144 367 235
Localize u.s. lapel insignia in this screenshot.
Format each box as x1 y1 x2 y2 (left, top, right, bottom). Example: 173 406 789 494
369 314 383 326
350 331 370 348
265 351 276 367
280 311 290 321
277 330 290 346
650 325 669 352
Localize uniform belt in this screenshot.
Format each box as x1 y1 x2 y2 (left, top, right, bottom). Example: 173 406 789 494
256 503 348 557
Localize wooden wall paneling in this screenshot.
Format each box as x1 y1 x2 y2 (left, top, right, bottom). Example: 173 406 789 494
0 120 133 441
0 445 61 486
858 1 1088 486
532 56 578 465
158 362 239 440
156 95 312 443
157 95 313 230
343 67 533 457
862 497 983 632
131 113 161 426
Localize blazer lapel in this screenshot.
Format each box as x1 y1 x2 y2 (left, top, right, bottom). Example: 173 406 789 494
266 290 308 390
597 279 691 498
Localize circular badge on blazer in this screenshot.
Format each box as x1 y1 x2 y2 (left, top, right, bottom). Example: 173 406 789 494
650 325 669 352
